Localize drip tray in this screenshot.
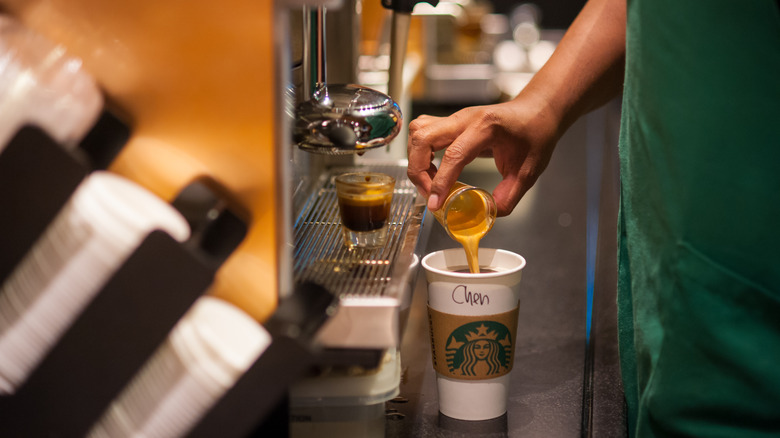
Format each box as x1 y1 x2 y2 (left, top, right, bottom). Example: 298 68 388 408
293 164 426 349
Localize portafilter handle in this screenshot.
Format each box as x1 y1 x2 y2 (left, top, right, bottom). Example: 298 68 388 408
380 0 439 13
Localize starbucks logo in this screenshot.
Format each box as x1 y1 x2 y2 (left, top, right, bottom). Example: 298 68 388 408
445 320 512 377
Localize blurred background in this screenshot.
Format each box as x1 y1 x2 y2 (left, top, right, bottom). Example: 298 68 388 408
0 0 623 437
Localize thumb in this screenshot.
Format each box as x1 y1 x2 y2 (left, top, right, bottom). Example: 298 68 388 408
492 176 526 217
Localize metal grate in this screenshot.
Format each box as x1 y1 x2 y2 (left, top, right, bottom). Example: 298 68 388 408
293 165 419 298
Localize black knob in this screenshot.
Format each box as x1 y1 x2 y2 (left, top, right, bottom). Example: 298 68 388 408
327 123 358 149
381 0 439 14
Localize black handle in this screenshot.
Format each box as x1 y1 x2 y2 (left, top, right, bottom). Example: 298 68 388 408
381 0 439 14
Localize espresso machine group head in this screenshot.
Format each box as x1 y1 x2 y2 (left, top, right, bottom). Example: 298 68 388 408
293 0 438 156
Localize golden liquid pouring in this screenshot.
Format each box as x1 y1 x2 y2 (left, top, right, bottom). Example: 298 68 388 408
432 183 496 273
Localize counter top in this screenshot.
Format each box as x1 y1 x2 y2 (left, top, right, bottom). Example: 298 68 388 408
386 103 625 438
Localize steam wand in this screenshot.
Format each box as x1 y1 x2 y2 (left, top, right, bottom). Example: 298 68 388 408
381 0 439 151
295 4 403 155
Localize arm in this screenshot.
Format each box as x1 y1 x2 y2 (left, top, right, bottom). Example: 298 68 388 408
407 0 626 216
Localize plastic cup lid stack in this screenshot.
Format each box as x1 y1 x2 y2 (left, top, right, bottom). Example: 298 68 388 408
88 296 271 438
0 14 102 149
0 171 190 394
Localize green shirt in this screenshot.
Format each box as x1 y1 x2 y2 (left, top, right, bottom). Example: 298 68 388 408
618 1 780 436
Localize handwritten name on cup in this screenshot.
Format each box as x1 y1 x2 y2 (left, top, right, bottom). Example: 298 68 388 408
451 284 491 306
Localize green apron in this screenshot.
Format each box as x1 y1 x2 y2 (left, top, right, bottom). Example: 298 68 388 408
618 1 780 436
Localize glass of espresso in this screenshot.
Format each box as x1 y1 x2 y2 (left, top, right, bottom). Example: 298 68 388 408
334 172 395 248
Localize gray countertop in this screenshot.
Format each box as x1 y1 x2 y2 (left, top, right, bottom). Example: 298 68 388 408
386 103 626 438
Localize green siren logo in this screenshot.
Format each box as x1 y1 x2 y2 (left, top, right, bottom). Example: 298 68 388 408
445 321 512 378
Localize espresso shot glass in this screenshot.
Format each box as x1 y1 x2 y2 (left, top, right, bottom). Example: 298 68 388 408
334 172 395 249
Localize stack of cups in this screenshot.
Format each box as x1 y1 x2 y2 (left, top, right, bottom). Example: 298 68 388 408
88 296 271 438
0 14 103 149
422 248 526 421
0 171 191 394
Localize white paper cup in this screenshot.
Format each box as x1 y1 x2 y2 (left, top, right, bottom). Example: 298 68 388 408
422 248 526 421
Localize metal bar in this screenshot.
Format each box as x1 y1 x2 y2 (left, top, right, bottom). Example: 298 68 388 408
293 165 417 299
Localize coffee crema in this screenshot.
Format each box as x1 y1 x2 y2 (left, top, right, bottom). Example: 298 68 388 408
452 267 500 274
337 195 392 232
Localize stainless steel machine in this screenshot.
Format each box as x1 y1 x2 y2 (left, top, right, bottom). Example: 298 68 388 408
281 2 431 431
0 0 431 435
286 0 428 351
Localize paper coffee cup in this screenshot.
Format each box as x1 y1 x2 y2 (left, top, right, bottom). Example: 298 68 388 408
422 248 526 421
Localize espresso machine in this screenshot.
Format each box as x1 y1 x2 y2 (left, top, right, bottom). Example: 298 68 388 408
0 0 434 435
285 2 431 432
290 0 427 346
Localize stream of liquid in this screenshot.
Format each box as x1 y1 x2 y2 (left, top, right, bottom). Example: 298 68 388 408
433 184 494 273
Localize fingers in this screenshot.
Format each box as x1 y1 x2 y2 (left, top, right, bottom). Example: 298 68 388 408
427 117 496 210
406 113 466 200
407 107 504 211
427 135 475 210
406 116 436 197
491 147 553 216
407 100 559 219
492 175 525 217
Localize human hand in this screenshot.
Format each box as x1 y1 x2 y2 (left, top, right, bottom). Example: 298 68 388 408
406 96 561 217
